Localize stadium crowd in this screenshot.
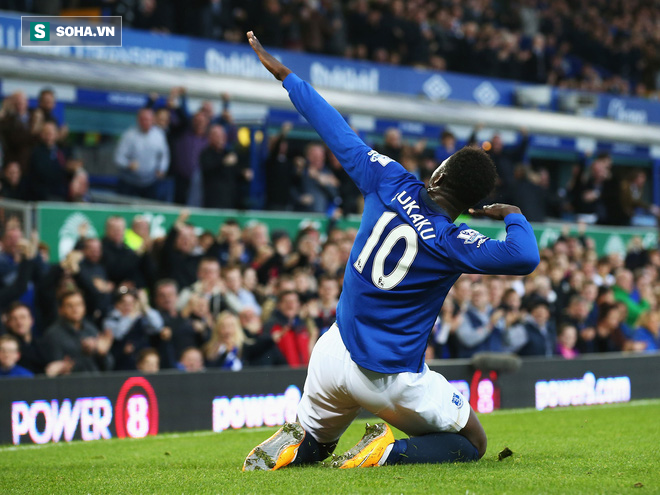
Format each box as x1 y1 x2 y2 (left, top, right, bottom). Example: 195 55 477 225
11 0 659 98
0 2 659 379
1 85 657 227
1 204 660 379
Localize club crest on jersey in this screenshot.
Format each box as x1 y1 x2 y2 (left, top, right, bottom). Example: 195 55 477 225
457 229 489 248
452 393 463 408
367 149 393 167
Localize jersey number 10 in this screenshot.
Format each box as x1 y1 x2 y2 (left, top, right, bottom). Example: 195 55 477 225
353 212 419 290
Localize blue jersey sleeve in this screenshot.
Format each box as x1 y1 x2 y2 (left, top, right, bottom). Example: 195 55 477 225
440 213 540 275
283 73 404 195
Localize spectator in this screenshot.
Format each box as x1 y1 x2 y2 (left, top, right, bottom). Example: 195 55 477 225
116 0 660 97
264 122 295 211
178 346 205 372
115 108 169 200
0 91 40 171
200 124 251 209
292 143 339 213
136 347 161 373
39 290 113 376
103 287 165 370
182 293 215 341
0 334 33 378
263 290 318 367
293 268 317 304
495 288 527 354
34 247 84 329
203 311 244 370
625 237 649 272
68 168 91 203
612 268 651 327
200 0 236 40
207 219 246 266
77 237 114 323
171 110 209 205
0 225 36 314
153 278 202 366
101 216 150 288
177 257 231 318
522 274 557 317
238 307 288 366
381 128 403 163
561 295 593 339
456 282 502 358
569 152 612 224
327 150 362 215
483 128 530 204
633 310 660 353
555 324 579 359
593 257 615 287
32 88 69 144
431 277 473 359
223 264 261 315
159 211 202 288
514 167 562 222
578 303 617 353
26 121 68 201
133 0 173 32
519 300 556 357
0 161 26 200
611 169 660 226
124 215 151 253
32 88 61 126
311 275 339 336
434 130 458 164
1 302 44 373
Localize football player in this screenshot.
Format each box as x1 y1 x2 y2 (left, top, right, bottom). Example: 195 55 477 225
243 31 539 471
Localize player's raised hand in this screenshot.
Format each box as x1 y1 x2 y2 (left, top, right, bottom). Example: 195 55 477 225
246 31 292 81
469 203 521 220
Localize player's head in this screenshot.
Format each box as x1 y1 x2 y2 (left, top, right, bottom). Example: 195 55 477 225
428 147 497 209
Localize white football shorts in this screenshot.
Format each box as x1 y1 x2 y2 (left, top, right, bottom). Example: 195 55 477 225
297 323 471 444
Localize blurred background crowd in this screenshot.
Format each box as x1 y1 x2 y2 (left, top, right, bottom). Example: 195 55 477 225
10 0 660 98
0 0 659 378
1 206 660 378
1 85 658 226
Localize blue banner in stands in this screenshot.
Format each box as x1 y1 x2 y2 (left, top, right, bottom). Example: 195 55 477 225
1 12 660 124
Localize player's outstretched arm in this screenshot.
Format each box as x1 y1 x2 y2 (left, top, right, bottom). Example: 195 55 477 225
247 31 383 195
247 31 291 82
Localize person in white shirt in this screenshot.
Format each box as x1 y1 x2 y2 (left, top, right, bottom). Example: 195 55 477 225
115 108 169 200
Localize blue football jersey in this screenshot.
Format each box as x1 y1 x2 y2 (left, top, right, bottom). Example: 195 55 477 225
283 74 540 374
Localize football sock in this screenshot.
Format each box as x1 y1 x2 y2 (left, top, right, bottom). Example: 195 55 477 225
291 431 337 465
385 433 480 465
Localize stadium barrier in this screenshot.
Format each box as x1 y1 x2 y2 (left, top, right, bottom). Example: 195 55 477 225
2 353 658 446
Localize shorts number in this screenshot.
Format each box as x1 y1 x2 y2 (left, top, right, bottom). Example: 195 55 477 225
353 212 418 290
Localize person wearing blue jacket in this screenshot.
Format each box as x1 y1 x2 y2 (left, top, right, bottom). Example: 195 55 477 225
242 31 540 472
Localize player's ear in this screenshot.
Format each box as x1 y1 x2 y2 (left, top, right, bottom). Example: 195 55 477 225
432 173 446 188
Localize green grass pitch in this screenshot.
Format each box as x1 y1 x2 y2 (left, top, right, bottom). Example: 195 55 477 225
1 400 659 494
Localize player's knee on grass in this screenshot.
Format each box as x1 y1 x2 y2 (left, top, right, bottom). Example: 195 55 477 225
461 408 487 459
